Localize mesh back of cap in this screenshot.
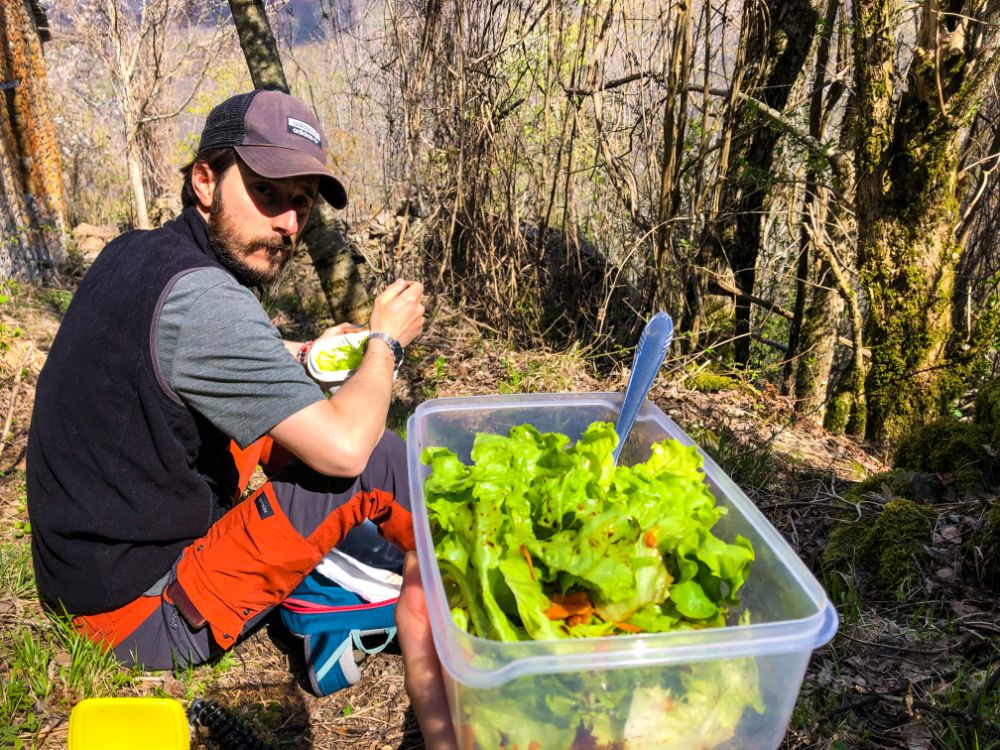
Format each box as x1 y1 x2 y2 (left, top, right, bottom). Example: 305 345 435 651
197 91 258 153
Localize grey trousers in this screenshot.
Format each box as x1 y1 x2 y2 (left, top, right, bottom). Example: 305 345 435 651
110 432 409 670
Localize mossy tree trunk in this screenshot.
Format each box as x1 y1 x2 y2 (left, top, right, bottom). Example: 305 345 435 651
853 0 1000 443
0 0 65 280
650 0 691 316
226 0 288 91
790 202 847 419
784 0 856 422
227 0 371 322
707 0 820 367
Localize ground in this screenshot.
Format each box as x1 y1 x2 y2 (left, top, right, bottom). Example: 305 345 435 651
1 259 998 750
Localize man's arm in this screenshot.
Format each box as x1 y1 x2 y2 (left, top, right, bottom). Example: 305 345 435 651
397 552 459 750
269 279 425 477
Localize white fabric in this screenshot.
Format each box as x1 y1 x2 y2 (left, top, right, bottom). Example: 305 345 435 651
314 548 403 602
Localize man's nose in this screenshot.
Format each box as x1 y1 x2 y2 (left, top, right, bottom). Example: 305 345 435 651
272 207 299 237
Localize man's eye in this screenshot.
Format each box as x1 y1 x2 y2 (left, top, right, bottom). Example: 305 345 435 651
254 183 275 199
294 196 314 210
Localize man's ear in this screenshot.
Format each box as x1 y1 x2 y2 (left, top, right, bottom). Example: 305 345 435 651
190 161 217 210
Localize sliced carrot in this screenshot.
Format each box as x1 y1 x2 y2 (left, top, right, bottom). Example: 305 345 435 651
544 602 578 620
551 591 591 607
615 621 642 633
544 592 595 621
643 529 657 548
520 544 535 581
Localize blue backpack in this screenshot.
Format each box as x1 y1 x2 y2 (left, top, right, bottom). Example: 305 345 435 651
280 570 398 696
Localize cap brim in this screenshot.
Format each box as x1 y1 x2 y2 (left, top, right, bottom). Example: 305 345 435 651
235 144 348 209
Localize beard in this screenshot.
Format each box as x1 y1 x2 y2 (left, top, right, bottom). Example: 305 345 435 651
207 190 294 287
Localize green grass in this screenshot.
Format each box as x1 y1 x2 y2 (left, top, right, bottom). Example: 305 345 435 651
46 289 73 315
685 422 774 491
0 540 136 746
0 542 35 599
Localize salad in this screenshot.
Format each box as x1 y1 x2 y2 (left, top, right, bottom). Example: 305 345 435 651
422 421 755 639
421 421 764 749
314 338 366 372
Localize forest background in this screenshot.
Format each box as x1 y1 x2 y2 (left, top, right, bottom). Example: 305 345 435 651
2 0 1000 748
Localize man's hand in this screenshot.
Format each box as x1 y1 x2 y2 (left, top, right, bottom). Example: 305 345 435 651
315 321 365 341
368 279 425 348
397 552 459 750
271 280 425 477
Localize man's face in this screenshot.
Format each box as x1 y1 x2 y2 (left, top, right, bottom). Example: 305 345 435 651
207 159 319 287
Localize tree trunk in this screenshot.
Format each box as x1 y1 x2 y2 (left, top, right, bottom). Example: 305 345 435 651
854 0 1000 443
791 198 846 418
710 0 820 367
105 0 152 229
651 1 690 313
125 134 150 229
226 0 288 91
227 0 370 322
0 0 65 280
784 0 861 426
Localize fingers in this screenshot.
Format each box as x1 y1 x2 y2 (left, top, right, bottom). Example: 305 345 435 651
369 278 426 348
377 278 423 303
316 322 364 340
397 553 459 750
377 278 416 302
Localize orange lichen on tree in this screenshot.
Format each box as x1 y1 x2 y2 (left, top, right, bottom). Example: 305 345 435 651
0 0 65 279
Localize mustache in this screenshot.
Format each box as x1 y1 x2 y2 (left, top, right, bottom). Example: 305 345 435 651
247 236 294 266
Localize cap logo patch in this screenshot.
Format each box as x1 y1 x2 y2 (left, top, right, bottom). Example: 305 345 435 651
287 117 321 147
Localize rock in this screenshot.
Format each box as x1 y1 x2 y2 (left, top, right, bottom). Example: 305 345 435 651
71 223 118 260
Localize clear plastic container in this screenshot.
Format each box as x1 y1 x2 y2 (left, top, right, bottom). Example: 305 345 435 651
406 393 838 750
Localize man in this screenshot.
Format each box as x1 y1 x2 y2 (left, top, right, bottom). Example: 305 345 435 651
26 89 424 674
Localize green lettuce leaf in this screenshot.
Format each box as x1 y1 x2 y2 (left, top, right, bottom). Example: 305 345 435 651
422 421 766 748
422 421 756 640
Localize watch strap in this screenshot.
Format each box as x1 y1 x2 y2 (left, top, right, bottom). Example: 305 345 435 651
367 332 404 369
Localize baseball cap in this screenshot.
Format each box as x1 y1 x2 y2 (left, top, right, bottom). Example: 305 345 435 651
197 89 347 209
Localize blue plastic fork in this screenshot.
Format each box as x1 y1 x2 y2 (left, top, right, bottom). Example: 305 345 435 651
612 312 675 465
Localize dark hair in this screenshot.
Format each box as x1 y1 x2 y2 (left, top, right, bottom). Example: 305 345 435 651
180 147 238 207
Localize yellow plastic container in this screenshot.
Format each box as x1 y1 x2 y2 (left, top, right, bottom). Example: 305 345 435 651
68 697 190 750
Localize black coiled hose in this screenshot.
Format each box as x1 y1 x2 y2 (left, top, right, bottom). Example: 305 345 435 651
188 698 275 750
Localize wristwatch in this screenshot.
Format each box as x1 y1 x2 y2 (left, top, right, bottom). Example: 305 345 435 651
367 332 404 370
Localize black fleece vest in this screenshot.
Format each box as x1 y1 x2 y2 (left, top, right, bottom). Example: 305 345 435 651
27 208 241 614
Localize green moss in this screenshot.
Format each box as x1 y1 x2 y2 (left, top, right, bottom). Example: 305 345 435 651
844 469 920 504
823 499 937 600
893 417 994 492
860 215 966 443
862 500 937 594
824 393 850 435
820 521 867 603
685 371 740 394
822 521 866 570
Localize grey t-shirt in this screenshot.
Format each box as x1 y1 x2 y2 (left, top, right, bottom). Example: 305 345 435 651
156 267 324 448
